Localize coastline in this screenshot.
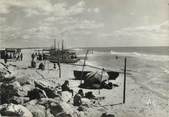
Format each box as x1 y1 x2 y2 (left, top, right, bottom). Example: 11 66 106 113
0 49 168 117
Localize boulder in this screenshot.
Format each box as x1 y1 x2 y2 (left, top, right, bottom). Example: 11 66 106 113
34 80 60 98
37 98 77 117
0 103 32 117
16 77 35 86
0 63 16 83
50 102 73 117
28 88 47 100
26 99 39 106
0 81 32 104
0 81 20 104
38 98 61 106
26 104 46 117
9 96 29 104
61 91 72 102
84 108 103 117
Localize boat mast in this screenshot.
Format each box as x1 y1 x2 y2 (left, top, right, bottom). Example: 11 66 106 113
54 39 56 50
62 40 64 51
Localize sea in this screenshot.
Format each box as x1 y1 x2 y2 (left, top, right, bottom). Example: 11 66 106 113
78 46 169 99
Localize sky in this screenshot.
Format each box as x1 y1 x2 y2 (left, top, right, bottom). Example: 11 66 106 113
0 0 169 48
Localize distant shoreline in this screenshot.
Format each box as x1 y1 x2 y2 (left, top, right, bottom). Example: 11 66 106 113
0 46 169 49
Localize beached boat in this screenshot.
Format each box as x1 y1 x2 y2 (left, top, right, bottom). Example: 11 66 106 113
73 70 91 80
73 70 119 80
48 49 80 63
45 40 80 63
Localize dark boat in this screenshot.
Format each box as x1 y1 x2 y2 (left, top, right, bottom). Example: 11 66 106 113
73 70 91 80
73 70 119 80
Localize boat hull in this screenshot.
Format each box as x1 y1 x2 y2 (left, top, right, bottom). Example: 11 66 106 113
73 70 119 80
73 70 91 80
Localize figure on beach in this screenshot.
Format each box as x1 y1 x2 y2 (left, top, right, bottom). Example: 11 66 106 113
61 80 73 96
4 52 8 64
31 53 35 60
20 53 23 61
73 89 83 106
39 62 45 70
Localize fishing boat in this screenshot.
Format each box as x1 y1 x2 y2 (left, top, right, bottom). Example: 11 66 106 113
73 70 91 80
47 40 80 63
73 70 119 80
48 49 80 63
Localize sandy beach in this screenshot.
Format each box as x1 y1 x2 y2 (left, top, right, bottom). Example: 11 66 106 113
0 49 168 117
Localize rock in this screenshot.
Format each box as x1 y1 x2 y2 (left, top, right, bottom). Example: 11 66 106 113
26 99 38 105
86 108 103 117
77 106 87 111
26 98 71 117
0 75 15 83
0 81 19 104
26 104 46 117
0 81 32 104
46 108 55 117
50 102 72 117
28 88 47 100
81 98 92 107
38 98 61 106
0 103 33 117
9 96 29 104
16 77 35 86
37 98 77 117
61 91 72 102
0 63 16 83
34 80 60 98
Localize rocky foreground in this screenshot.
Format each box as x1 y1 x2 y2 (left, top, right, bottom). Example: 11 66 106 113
0 62 115 117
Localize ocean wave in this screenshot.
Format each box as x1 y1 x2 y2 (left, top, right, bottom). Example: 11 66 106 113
110 51 169 61
161 67 169 74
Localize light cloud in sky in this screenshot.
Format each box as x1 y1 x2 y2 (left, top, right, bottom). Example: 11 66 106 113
0 0 168 48
100 21 169 46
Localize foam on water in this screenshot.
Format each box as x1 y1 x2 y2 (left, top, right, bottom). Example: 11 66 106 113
161 67 169 74
110 51 169 61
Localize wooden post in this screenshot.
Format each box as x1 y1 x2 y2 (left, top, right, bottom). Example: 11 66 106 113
61 40 64 60
57 47 61 78
99 68 104 94
58 58 61 78
54 39 56 49
123 57 127 104
80 50 89 84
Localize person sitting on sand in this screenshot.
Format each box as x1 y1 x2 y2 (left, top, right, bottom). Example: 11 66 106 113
78 89 84 97
61 80 73 96
73 89 83 106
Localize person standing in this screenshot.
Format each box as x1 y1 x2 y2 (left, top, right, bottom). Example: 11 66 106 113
4 52 7 64
31 53 35 60
20 53 23 61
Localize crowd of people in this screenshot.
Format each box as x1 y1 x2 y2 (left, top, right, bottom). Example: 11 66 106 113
3 52 23 64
